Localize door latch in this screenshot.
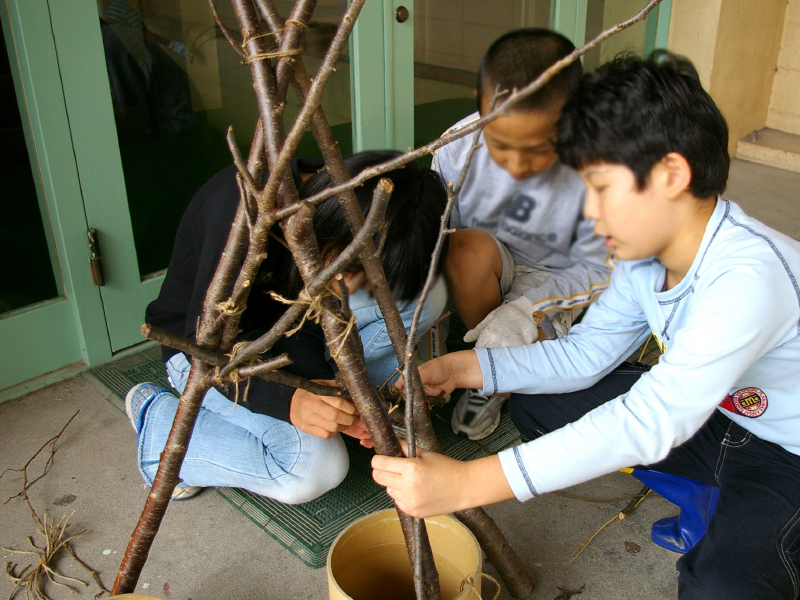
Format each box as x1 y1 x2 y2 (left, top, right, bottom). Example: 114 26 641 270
87 228 105 286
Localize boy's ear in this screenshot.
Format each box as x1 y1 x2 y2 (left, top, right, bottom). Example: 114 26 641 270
659 152 693 199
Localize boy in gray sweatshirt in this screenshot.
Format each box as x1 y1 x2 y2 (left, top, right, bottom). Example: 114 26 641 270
434 29 612 439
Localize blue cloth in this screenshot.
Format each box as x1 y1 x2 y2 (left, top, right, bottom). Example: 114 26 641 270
137 276 447 502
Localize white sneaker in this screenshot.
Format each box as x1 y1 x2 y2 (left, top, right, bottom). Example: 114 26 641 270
125 382 169 433
126 383 203 502
170 486 203 501
451 389 504 440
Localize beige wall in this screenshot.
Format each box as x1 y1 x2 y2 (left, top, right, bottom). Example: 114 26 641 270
413 0 550 74
767 0 800 134
710 0 786 154
666 0 723 90
668 0 786 155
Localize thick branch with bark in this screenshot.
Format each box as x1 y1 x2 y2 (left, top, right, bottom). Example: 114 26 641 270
113 0 664 597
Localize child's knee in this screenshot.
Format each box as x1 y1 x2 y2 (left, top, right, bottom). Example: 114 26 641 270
446 229 503 283
273 435 349 504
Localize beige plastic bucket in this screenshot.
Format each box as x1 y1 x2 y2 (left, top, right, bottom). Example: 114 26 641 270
327 509 483 600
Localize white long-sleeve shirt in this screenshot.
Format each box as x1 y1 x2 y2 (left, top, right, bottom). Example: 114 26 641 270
478 199 800 500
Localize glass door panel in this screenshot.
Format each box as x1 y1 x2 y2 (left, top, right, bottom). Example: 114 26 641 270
413 0 552 154
0 19 60 315
276 0 353 157
96 0 351 278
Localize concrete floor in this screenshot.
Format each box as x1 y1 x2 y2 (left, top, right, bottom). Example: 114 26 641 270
1 158 798 600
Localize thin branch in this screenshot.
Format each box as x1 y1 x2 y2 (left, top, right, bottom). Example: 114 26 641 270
141 325 226 366
227 127 259 194
277 0 664 219
208 0 245 58
570 486 653 563
2 411 79 510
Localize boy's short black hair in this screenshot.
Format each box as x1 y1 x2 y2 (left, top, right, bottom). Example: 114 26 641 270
298 151 448 302
557 51 729 198
477 28 583 114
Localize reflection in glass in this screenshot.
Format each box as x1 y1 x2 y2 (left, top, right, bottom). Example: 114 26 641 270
583 0 651 72
0 24 60 315
96 0 351 276
413 0 551 155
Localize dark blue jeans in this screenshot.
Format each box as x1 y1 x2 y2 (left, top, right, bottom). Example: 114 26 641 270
508 363 800 600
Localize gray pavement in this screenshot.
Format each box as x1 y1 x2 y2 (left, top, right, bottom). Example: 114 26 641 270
1 158 797 600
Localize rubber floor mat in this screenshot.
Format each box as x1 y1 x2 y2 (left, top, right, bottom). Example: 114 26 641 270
84 347 520 568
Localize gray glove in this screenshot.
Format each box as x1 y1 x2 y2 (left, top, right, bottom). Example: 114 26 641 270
464 296 565 349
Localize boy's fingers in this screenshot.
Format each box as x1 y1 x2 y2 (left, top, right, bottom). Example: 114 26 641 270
371 453 406 474
319 395 359 416
398 439 410 457
372 467 402 488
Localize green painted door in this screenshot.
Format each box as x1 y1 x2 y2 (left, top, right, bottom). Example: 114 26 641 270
1 0 113 395
45 0 355 352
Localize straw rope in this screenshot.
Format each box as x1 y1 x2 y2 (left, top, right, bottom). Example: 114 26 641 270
270 284 356 359
459 571 501 600
214 341 254 407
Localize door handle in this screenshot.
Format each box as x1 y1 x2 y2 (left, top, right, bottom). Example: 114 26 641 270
87 228 106 286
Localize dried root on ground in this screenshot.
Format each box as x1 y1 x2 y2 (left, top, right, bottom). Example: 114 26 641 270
1 411 108 600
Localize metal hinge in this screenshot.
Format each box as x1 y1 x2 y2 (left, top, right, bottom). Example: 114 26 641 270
87 228 105 286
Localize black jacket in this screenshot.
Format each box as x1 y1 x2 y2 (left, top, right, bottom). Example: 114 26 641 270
145 158 335 422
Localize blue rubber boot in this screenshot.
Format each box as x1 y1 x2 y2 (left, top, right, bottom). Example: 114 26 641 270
632 469 720 554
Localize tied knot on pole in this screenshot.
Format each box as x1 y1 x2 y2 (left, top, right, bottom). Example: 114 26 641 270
240 22 308 65
215 297 246 317
459 571 501 600
270 284 356 360
215 341 256 408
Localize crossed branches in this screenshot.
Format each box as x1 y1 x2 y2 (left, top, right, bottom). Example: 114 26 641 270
112 1 664 598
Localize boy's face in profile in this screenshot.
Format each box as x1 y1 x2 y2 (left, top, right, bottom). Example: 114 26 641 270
479 95 559 180
580 162 672 262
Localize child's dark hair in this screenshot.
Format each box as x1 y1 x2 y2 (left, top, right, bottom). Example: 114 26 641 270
557 51 729 198
477 28 582 114
296 151 448 302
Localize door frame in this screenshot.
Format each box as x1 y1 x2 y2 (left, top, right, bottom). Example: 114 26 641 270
48 0 165 352
0 0 112 396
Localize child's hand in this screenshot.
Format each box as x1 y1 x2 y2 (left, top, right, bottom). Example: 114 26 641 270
371 441 513 518
372 441 472 517
343 416 373 448
289 381 359 439
395 350 483 397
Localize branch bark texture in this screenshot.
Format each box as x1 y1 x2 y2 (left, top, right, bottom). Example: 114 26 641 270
113 0 663 596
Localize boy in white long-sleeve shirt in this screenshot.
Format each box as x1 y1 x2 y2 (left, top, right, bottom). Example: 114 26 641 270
436 29 613 440
374 52 800 600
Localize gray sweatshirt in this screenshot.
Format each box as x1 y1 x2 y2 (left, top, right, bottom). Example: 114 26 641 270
434 113 613 313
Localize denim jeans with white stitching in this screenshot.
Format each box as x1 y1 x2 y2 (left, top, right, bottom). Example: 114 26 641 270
137 276 448 503
508 364 800 599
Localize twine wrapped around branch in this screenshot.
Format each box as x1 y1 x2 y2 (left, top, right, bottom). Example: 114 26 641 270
215 297 247 317
214 341 255 406
241 19 308 63
270 284 356 359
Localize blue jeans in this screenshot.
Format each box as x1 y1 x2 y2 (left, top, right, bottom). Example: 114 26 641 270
137 276 447 502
